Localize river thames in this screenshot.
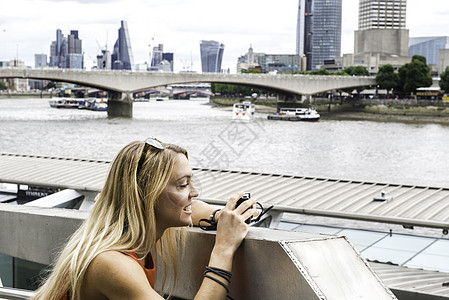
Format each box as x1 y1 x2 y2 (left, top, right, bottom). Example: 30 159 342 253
1 97 449 188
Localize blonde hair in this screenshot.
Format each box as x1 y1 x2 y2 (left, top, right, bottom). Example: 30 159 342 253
32 140 188 300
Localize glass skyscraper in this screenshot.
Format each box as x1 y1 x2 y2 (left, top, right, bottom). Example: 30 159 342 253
200 40 224 73
112 20 134 71
49 29 83 69
296 0 342 70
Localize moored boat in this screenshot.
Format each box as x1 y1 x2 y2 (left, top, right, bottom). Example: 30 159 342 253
48 98 80 109
268 107 320 122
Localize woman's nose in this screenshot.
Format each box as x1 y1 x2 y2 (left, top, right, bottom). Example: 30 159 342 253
190 185 199 198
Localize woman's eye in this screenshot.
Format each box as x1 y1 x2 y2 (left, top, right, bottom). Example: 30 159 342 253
179 183 189 188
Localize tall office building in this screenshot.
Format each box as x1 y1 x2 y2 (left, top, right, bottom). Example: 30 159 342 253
355 0 408 56
66 30 83 69
49 29 83 69
296 0 342 70
358 0 406 30
200 40 224 73
112 20 134 71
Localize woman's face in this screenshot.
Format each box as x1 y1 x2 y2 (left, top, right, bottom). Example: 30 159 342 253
156 153 199 230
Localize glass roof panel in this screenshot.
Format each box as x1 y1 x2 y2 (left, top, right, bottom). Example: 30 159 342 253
405 253 449 272
338 229 388 252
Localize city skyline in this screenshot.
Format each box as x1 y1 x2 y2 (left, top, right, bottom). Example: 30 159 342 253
0 0 448 73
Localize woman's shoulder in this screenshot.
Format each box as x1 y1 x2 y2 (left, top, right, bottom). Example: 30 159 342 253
83 251 156 299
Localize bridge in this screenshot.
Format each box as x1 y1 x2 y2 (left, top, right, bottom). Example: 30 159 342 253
0 68 376 117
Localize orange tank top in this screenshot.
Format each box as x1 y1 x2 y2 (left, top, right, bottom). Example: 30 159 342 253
60 252 156 300
123 252 156 288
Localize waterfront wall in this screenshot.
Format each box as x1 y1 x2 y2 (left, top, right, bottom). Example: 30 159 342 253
313 98 449 117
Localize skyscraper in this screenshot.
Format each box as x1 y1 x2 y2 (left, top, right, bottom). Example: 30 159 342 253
112 20 134 71
358 0 406 30
49 29 83 69
355 0 408 56
200 40 224 73
66 30 83 69
296 0 342 70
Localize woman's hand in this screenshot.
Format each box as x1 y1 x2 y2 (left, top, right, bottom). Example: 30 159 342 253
214 192 258 254
195 192 258 300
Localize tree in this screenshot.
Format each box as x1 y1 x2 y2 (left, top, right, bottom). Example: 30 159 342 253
376 64 398 96
309 69 330 75
44 81 57 90
439 66 449 93
0 81 7 90
343 66 370 76
397 55 432 95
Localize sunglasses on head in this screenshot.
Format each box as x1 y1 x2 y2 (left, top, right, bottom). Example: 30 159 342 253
136 137 164 177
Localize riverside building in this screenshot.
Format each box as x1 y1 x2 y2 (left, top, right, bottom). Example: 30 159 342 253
296 0 342 70
323 0 411 74
237 45 302 74
409 36 449 73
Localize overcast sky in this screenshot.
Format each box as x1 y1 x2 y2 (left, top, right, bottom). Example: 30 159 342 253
1 0 448 73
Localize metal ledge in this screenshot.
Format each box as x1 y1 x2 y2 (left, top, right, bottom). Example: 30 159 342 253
0 204 395 299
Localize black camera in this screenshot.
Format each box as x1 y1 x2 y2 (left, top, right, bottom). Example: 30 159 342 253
236 192 252 224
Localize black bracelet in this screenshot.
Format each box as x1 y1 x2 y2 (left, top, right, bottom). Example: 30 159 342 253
205 266 232 282
198 209 221 230
203 266 234 299
204 274 229 293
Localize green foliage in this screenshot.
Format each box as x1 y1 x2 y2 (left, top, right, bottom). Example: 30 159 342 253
376 64 398 95
0 81 7 90
439 66 449 93
211 83 264 96
343 66 370 76
241 69 262 74
333 71 350 76
397 55 432 94
309 69 330 75
44 81 57 90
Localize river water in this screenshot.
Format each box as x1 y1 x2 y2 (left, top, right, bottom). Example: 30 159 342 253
1 97 449 188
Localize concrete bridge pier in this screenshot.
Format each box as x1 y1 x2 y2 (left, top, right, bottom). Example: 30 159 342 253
107 91 133 117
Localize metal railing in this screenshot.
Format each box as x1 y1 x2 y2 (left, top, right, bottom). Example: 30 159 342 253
0 287 35 300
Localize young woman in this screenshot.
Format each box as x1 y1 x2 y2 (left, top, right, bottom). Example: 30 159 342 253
32 138 257 300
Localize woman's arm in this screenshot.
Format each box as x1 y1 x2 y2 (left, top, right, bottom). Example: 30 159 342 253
191 199 222 226
194 192 257 300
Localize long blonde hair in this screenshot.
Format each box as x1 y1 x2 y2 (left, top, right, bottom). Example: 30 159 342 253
32 140 188 300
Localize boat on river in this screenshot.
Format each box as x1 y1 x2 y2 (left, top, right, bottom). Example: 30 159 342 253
232 101 255 121
48 98 79 109
268 107 320 122
79 98 107 111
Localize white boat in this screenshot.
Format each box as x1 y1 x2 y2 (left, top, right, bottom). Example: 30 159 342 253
84 98 107 111
48 98 79 109
268 107 320 122
232 101 255 121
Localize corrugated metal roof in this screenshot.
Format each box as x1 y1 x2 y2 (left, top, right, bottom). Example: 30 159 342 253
370 262 449 297
1 153 449 231
1 153 449 298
